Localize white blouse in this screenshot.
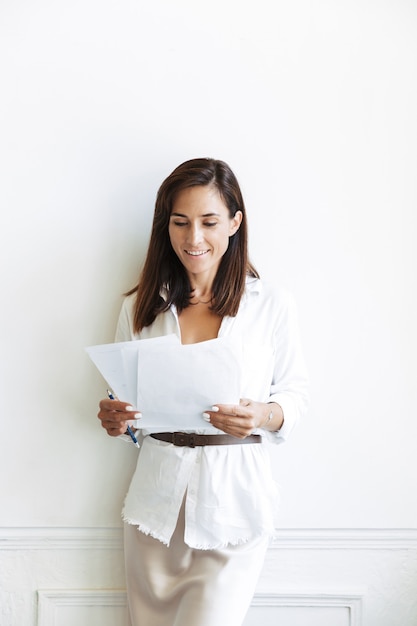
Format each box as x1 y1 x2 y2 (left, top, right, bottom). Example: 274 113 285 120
116 277 309 549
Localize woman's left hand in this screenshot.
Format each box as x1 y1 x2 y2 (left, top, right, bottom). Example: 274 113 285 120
203 399 282 438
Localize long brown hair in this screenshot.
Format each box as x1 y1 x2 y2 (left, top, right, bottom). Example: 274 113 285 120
127 158 259 332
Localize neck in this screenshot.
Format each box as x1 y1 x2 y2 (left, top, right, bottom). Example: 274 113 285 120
189 286 213 305
188 275 214 303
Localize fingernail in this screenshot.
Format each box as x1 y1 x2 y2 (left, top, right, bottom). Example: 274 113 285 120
202 413 211 421
126 406 137 412
211 406 219 412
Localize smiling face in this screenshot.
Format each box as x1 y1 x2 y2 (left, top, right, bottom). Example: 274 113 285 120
168 185 242 287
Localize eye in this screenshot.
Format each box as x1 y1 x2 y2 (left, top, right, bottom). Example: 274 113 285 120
204 222 217 227
172 221 188 227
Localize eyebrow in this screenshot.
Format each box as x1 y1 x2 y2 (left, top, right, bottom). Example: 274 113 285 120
170 212 220 218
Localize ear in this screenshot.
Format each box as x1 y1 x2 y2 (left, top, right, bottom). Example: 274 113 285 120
229 210 243 236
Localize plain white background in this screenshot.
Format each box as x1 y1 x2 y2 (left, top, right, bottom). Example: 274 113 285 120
1 0 416 534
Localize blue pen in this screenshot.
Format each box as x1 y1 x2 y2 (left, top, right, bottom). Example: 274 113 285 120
107 389 140 448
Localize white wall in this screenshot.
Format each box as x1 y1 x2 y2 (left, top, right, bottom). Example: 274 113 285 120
1 1 416 625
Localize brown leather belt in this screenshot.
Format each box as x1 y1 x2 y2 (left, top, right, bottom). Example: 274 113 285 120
150 432 262 448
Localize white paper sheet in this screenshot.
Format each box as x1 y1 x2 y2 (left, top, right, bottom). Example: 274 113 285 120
85 335 242 429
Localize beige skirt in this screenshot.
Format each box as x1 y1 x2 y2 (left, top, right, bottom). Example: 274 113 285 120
124 500 269 626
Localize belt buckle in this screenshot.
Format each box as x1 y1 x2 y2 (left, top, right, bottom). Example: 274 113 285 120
172 432 194 447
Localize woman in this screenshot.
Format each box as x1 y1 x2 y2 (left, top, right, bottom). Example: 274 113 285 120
97 157 309 626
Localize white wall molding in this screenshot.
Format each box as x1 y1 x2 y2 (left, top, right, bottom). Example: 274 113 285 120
2 528 414 625
271 528 417 550
0 527 122 551
37 590 127 626
249 591 364 626
37 589 364 626
1 526 417 551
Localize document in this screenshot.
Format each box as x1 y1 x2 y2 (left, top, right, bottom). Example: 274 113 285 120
86 335 242 429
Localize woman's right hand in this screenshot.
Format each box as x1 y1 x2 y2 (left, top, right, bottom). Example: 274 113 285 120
97 399 141 437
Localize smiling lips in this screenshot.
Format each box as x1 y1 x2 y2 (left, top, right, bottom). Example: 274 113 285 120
185 250 209 256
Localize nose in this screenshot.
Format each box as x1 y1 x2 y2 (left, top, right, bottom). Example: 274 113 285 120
187 223 203 246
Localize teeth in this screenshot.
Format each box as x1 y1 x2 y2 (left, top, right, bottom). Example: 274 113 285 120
186 250 208 256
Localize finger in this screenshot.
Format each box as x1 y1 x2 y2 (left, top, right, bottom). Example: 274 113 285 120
101 416 135 428
211 404 245 418
218 422 254 439
209 411 256 435
98 408 140 426
99 398 136 412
